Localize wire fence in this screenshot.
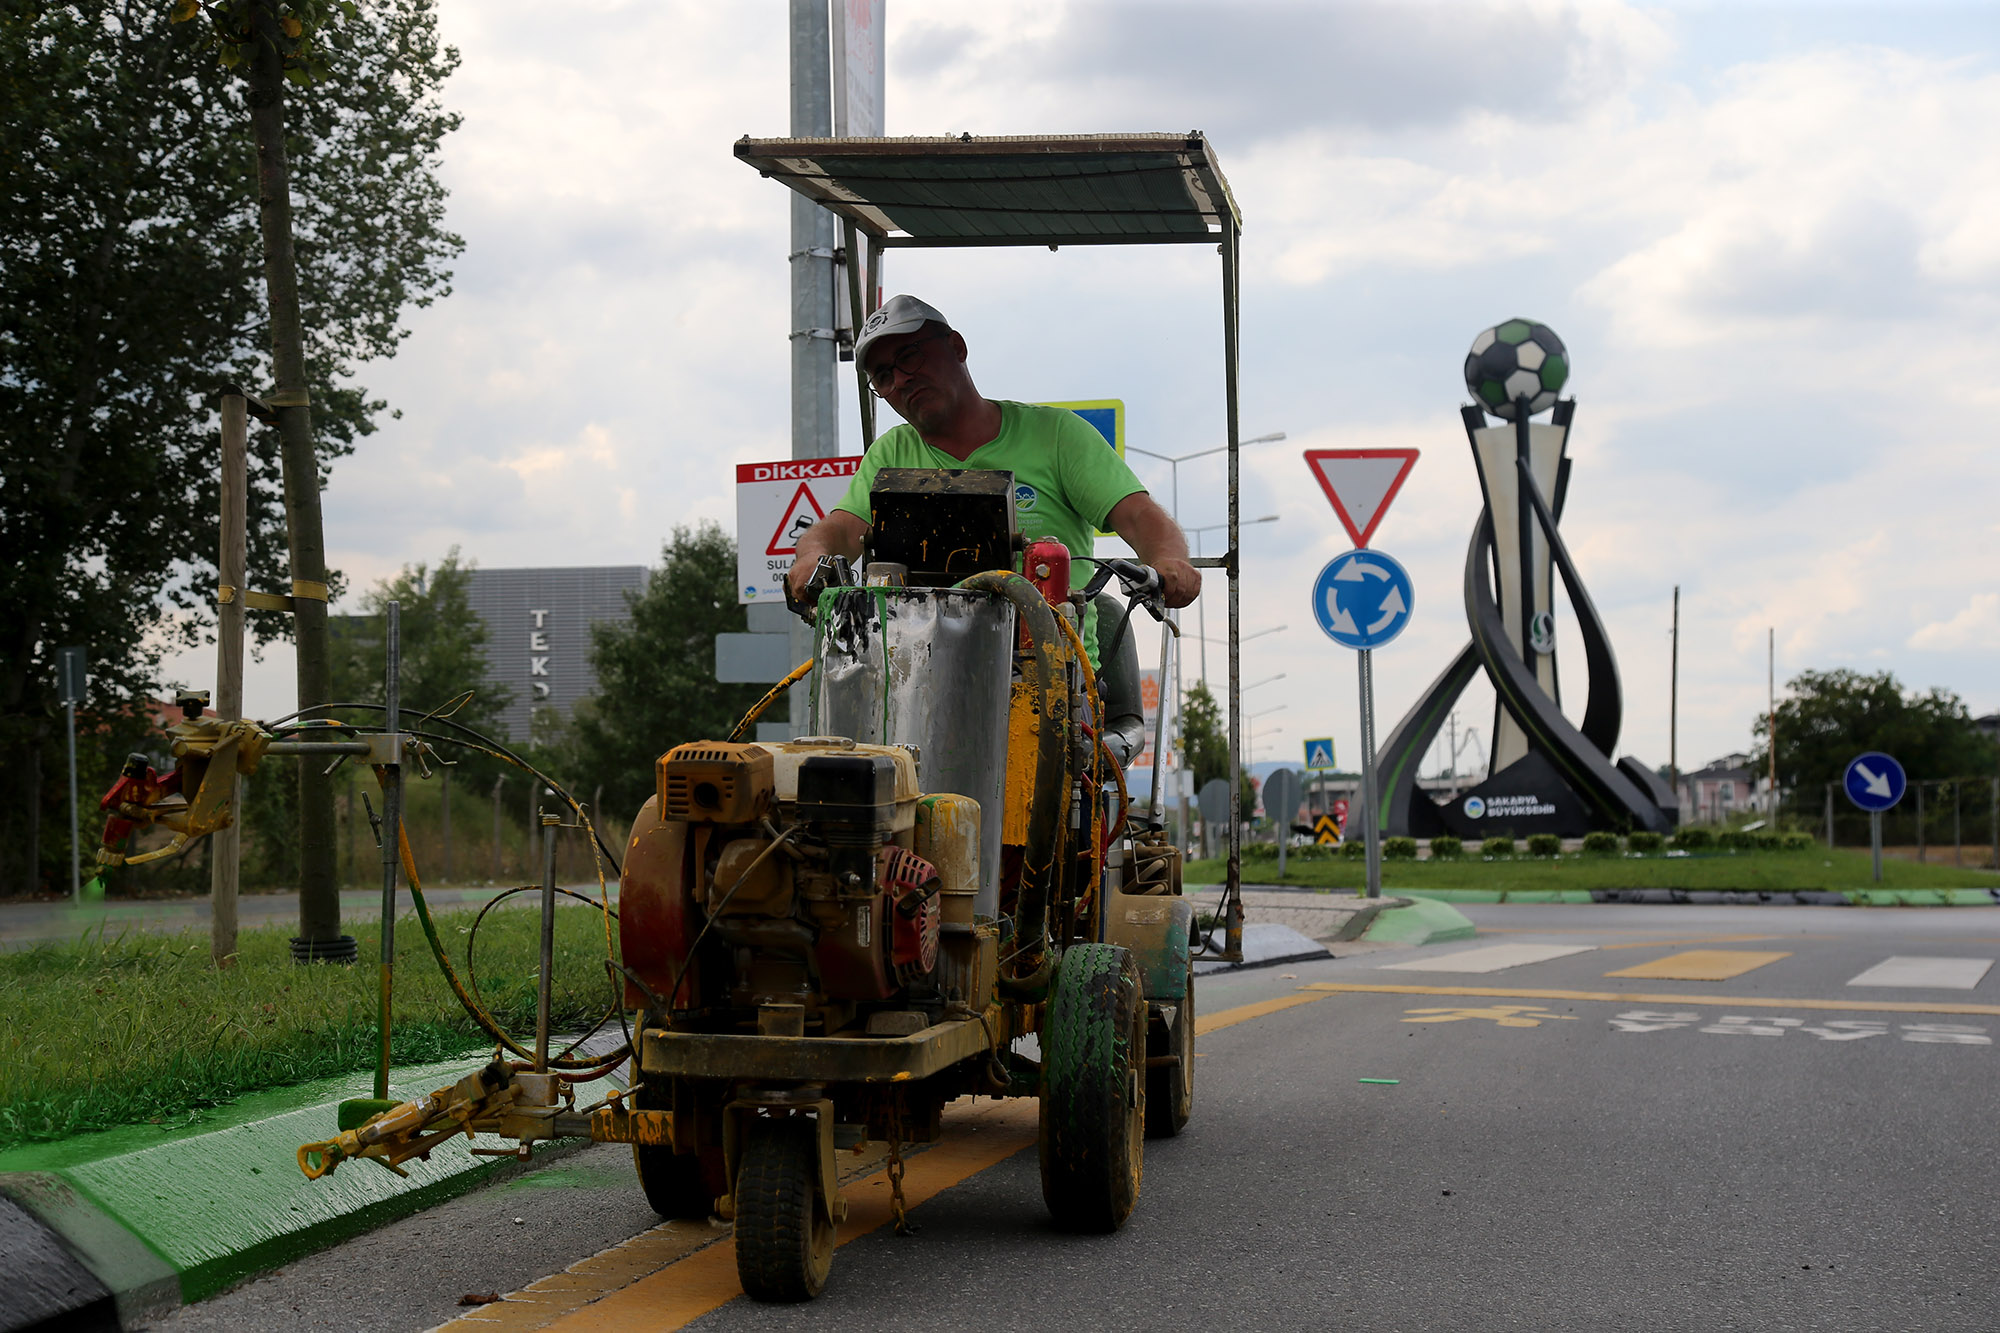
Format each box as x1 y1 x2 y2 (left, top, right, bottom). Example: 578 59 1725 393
1783 775 2000 869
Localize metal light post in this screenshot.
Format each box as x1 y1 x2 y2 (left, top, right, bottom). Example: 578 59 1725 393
1126 434 1283 863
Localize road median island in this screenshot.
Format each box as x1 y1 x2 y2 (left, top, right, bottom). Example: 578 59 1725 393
0 1056 615 1327
1186 888 1478 958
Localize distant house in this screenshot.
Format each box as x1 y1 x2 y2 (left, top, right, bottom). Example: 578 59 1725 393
1976 713 2000 746
1677 754 1760 824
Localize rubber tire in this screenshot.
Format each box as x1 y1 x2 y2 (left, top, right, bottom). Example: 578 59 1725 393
735 1117 835 1303
1039 942 1146 1232
1145 967 1194 1138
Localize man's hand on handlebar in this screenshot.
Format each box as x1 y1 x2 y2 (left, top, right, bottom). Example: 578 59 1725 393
1154 557 1200 609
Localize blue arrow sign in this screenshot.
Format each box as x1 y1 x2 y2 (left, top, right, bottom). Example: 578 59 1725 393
1844 751 1906 812
1312 549 1414 650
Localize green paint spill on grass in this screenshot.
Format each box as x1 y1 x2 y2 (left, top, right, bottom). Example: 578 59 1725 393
1189 846 2000 894
0 903 620 1151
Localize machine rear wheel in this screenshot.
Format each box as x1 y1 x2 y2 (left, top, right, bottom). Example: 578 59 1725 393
1038 943 1145 1232
735 1116 835 1302
1145 966 1194 1138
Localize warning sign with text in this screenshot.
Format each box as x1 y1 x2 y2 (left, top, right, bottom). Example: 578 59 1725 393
735 458 862 604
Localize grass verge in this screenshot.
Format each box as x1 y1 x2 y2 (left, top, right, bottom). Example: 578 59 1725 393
1186 846 2000 893
0 901 621 1151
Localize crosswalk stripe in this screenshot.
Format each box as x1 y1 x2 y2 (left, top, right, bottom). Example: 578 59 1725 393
1603 950 1791 981
1847 956 1994 990
1380 943 1596 974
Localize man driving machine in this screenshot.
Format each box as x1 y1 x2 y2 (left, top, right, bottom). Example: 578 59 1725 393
787 295 1200 765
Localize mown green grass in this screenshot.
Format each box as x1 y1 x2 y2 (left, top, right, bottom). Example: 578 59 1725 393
1186 845 2000 893
0 901 622 1150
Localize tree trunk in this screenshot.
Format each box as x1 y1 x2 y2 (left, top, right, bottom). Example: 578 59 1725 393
247 5 340 948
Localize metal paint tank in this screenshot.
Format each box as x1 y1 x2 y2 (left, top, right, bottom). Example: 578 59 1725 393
811 587 1014 917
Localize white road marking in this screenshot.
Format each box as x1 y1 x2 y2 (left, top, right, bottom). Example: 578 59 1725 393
1380 943 1595 974
1846 956 1994 990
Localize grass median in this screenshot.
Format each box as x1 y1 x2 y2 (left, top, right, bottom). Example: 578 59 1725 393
0 900 623 1152
1185 845 2000 894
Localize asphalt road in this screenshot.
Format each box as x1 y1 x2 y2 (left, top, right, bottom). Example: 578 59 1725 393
145 904 2000 1333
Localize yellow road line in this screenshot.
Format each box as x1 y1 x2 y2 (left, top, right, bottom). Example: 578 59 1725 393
1195 990 1334 1033
1301 982 2000 1016
1603 949 1791 980
1597 934 1783 950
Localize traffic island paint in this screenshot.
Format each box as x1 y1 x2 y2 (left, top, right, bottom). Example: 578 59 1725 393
0 1056 611 1325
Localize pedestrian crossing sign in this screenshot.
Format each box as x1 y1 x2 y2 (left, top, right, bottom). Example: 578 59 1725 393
1313 814 1342 845
1303 738 1336 770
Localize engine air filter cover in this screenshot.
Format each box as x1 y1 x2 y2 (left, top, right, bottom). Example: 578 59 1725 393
657 742 774 823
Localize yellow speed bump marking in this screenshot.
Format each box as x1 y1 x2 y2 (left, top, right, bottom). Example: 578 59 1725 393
1301 982 2000 1017
1597 934 1784 950
1603 949 1791 980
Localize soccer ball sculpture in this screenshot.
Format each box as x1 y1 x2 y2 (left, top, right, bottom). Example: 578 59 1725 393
1464 319 1568 420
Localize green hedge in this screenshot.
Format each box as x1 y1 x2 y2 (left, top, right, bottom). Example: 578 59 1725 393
1383 836 1418 860
1582 831 1620 854
1673 827 1714 850
1429 835 1463 859
1626 831 1664 852
1526 833 1563 857
1481 836 1516 858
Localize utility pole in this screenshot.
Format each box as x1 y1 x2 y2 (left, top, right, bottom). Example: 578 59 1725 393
787 0 838 737
1767 627 1776 821
440 767 452 883
211 392 249 965
246 3 341 959
1669 586 1680 807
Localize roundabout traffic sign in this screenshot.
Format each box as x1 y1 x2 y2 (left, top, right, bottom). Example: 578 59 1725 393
1844 751 1906 812
1312 549 1414 650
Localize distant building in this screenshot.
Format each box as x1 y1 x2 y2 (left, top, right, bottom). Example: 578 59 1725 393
1976 713 2000 746
1677 753 1759 824
464 566 647 741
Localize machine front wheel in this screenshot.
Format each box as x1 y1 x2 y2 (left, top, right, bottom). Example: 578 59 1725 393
1145 966 1194 1138
1039 943 1145 1232
735 1116 835 1302
632 1082 719 1220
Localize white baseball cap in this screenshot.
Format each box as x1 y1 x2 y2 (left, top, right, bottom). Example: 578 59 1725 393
854 294 951 366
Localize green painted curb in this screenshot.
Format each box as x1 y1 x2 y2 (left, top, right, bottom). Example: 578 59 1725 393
1359 896 1477 946
0 1056 608 1320
1845 888 1996 907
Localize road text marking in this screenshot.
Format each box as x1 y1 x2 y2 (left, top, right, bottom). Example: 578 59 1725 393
1402 1004 1577 1027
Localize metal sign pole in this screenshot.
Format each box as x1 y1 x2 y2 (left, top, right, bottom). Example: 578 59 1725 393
1359 648 1382 898
1870 809 1882 885
375 602 402 1101
66 694 80 901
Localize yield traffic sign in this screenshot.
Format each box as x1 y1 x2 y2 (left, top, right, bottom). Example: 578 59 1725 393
1844 752 1906 812
1304 448 1418 548
1312 549 1415 650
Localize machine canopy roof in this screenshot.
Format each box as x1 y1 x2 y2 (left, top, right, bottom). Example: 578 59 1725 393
733 132 1239 247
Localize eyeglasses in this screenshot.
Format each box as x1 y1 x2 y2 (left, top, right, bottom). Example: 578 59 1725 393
864 329 949 393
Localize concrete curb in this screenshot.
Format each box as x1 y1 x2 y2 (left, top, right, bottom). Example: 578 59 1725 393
0 1055 614 1327
1358 896 1479 947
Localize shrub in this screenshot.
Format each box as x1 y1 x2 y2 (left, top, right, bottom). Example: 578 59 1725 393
1581 831 1620 854
1340 839 1367 860
1673 827 1714 850
1382 836 1418 860
1428 835 1463 859
1480 836 1515 858
1625 831 1664 853
1716 829 1752 851
1751 831 1782 851
1780 831 1816 851
1526 833 1563 857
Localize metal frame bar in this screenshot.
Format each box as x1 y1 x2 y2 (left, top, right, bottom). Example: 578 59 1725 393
785 139 1247 960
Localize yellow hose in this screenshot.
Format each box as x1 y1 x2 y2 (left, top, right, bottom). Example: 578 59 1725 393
729 659 815 742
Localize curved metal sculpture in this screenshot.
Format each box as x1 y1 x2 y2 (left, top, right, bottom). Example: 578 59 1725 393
1376 400 1675 838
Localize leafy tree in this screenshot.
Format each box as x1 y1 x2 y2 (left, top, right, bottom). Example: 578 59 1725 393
0 1 459 894
1755 669 1999 790
1179 680 1229 789
328 549 511 730
564 525 766 821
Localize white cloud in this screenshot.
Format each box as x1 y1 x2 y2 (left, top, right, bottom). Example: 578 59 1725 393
1911 593 2000 653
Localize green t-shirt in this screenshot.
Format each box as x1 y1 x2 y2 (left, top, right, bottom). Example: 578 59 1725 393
834 400 1147 663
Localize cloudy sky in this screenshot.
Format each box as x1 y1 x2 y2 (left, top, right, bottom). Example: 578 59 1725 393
176 0 2000 782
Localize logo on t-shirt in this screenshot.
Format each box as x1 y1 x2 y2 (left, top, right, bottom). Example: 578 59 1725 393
1014 483 1038 513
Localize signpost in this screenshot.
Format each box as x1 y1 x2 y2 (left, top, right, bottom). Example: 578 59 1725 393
1844 751 1907 884
1262 767 1301 878
1305 449 1419 898
58 646 86 901
735 457 861 605
1197 777 1231 862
